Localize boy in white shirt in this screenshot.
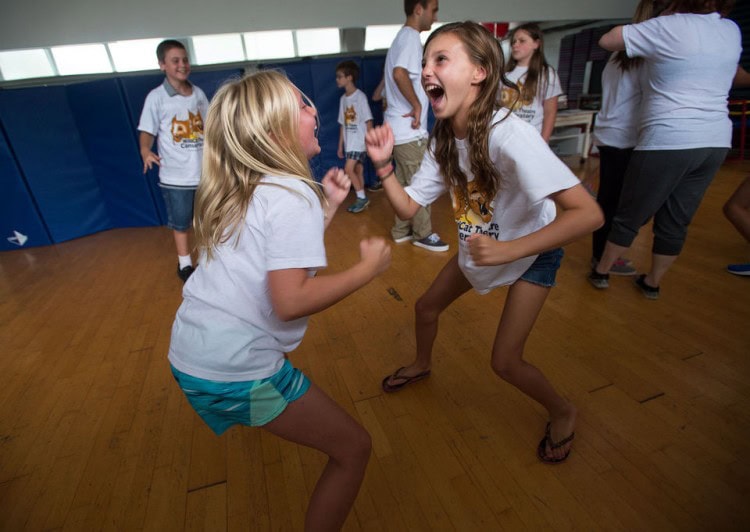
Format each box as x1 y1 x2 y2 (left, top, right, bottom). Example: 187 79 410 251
138 40 209 282
336 60 373 213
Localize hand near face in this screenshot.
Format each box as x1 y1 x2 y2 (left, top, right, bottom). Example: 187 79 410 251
365 124 395 166
321 167 350 207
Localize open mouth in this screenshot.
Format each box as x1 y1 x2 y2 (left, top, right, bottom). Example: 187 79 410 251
424 84 445 105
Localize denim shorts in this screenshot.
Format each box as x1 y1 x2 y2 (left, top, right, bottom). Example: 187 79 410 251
519 247 564 288
345 151 366 163
160 186 196 231
170 359 311 436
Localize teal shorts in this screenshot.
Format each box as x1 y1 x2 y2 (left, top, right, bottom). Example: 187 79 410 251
170 359 311 435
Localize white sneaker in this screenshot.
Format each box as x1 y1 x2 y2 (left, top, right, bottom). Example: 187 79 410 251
412 233 449 252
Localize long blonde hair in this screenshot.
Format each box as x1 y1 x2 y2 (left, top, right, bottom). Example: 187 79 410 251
193 70 324 260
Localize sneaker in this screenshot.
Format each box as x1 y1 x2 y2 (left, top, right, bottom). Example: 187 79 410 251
588 269 609 289
413 233 449 252
727 263 750 276
367 181 383 192
347 197 370 213
177 264 195 282
634 274 659 300
591 257 637 276
393 232 413 244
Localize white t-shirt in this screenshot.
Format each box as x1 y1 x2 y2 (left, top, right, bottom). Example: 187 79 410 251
592 54 643 149
168 176 327 382
384 26 429 144
405 111 580 294
338 89 373 153
138 79 210 187
501 66 562 133
622 13 741 150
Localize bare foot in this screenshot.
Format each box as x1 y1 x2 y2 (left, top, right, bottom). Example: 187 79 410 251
542 403 577 462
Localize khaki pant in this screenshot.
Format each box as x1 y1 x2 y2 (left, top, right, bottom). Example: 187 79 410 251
392 138 432 240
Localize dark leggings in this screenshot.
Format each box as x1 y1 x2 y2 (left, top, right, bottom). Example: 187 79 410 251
592 145 633 260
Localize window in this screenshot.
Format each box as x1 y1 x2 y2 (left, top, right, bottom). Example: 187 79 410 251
296 28 340 56
192 34 245 65
243 30 296 60
0 49 55 80
364 25 402 51
51 44 113 75
108 38 164 72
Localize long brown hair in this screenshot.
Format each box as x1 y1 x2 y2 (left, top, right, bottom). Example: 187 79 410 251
506 23 553 105
424 22 513 202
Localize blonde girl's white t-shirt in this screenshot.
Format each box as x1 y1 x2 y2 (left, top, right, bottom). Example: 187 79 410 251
405 111 580 294
168 176 327 382
592 54 643 149
622 12 741 150
137 80 209 187
338 88 373 153
501 66 563 133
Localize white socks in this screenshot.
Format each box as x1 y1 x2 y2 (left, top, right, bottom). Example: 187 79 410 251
178 254 192 269
356 190 366 200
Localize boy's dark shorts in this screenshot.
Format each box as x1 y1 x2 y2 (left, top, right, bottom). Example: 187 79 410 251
160 185 196 231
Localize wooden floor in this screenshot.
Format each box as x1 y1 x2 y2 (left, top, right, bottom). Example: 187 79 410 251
1 157 749 531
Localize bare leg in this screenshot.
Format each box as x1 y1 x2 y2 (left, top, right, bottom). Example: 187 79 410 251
345 159 364 194
490 279 576 461
595 240 630 274
263 383 371 532
723 176 750 243
646 252 678 287
383 254 472 384
173 229 190 257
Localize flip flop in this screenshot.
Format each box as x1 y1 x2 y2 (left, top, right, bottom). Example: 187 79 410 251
537 422 575 464
381 367 431 393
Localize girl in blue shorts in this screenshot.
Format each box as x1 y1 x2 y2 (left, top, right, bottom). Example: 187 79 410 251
366 22 603 464
167 70 391 530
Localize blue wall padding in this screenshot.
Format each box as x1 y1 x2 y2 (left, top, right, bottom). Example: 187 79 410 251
0 86 111 243
0 59 390 251
67 78 161 228
119 73 170 223
0 124 52 251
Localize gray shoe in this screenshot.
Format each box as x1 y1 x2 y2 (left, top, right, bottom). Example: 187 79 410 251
588 269 609 289
413 233 449 252
347 197 370 213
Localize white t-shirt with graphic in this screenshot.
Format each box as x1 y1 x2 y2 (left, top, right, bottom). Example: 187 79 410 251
168 175 327 382
338 89 373 153
501 66 562 133
384 26 429 145
592 54 643 149
138 79 209 187
622 12 741 150
405 111 579 294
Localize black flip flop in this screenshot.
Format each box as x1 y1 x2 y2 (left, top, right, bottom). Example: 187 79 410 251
537 422 575 464
381 367 431 393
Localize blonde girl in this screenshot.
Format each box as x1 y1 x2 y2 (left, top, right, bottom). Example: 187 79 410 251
168 70 391 530
367 22 602 463
501 23 562 142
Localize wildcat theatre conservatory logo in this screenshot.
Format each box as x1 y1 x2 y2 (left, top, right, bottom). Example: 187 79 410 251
171 111 204 147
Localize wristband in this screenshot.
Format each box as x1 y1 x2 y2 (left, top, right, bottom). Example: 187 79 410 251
373 158 392 170
380 169 395 181
375 164 394 179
